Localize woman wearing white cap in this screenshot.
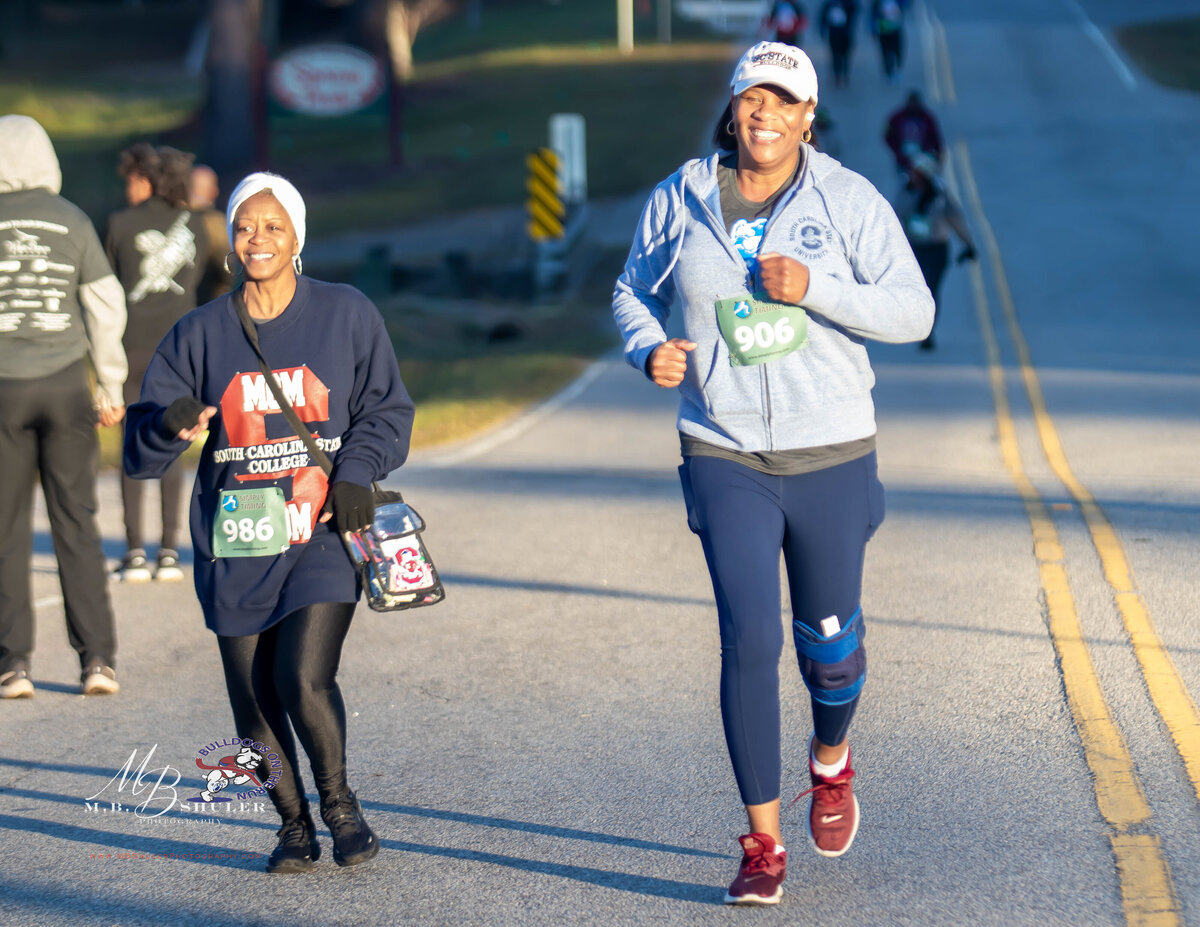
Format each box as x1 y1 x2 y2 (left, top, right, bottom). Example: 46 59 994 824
124 172 415 873
613 43 932 903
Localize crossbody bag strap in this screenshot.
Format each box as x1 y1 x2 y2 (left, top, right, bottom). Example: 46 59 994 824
232 286 337 478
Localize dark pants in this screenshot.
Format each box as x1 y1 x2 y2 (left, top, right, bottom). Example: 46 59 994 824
679 452 884 806
912 240 950 336
217 602 356 822
828 31 852 82
121 359 185 552
0 360 116 673
879 30 903 77
121 461 185 552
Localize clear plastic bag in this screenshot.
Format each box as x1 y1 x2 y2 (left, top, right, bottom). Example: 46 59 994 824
343 492 445 612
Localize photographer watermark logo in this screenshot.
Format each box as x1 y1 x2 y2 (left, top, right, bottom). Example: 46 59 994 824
189 738 281 803
83 739 280 819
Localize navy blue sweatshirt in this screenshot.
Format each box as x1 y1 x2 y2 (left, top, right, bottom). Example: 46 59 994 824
124 276 415 636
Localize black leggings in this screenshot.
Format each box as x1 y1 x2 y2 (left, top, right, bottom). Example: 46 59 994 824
217 602 355 822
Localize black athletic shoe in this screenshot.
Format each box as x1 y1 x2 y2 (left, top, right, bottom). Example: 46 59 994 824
266 812 321 874
321 791 379 867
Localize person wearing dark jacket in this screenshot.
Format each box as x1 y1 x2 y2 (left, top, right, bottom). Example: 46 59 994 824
884 90 943 170
0 115 127 699
819 0 857 87
869 0 906 84
189 164 234 305
124 171 414 873
106 143 206 583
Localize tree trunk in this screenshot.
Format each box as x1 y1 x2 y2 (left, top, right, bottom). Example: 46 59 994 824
385 0 416 81
203 0 263 184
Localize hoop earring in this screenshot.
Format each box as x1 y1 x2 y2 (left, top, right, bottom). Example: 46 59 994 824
803 129 812 143
726 119 736 136
224 251 242 276
292 254 303 276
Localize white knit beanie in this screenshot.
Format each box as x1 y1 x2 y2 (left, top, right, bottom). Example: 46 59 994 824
225 171 307 253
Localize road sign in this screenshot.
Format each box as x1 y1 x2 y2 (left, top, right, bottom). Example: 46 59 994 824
526 148 565 241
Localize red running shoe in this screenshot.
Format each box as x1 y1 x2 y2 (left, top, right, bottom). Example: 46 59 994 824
797 751 859 857
724 832 786 905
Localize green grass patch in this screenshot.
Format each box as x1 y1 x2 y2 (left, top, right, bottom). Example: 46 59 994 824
412 0 718 62
1116 16 1200 93
278 42 734 235
0 76 202 221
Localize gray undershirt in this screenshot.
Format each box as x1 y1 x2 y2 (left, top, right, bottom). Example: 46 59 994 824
717 153 799 232
681 433 876 476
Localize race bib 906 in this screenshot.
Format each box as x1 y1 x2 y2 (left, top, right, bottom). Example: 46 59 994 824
715 293 809 367
213 488 291 558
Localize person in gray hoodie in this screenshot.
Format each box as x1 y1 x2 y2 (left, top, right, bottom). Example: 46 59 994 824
613 42 933 904
0 114 128 699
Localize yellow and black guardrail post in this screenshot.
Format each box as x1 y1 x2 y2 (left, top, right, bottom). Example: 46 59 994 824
526 148 565 242
525 131 589 299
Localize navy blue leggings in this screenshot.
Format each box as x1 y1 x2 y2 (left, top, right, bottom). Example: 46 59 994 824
679 452 884 806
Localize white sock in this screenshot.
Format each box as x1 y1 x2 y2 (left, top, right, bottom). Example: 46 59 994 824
810 742 848 777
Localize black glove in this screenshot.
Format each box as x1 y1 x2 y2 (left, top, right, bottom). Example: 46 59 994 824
957 246 978 264
323 481 374 534
161 397 208 438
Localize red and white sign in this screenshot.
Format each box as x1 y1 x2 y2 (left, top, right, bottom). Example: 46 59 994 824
269 44 385 117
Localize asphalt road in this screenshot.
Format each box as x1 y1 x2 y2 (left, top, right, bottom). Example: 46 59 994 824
3 0 1199 924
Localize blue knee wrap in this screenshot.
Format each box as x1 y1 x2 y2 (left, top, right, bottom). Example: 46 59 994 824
793 607 866 706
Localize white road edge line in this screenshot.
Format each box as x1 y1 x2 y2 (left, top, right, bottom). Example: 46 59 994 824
1062 0 1138 90
917 0 943 104
411 357 615 468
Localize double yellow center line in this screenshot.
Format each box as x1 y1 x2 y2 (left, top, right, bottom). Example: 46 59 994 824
952 140 1192 926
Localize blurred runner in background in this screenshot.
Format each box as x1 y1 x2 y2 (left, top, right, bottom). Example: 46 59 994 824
105 143 205 584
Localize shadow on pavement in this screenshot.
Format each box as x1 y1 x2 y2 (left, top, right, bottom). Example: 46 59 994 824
0 812 264 870
438 571 710 607
0 876 292 927
378 837 725 905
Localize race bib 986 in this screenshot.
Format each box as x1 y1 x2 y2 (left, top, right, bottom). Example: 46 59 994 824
715 293 809 367
213 488 291 558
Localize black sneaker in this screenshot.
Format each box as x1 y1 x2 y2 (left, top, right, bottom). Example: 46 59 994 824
115 549 152 583
267 811 321 874
321 791 379 867
155 549 184 582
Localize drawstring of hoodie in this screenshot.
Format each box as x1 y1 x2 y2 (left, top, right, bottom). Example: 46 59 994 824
647 172 690 296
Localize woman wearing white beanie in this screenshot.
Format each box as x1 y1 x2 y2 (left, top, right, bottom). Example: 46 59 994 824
125 171 415 873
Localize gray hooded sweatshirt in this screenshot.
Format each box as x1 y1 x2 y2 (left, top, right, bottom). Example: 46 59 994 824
613 148 933 452
0 115 127 405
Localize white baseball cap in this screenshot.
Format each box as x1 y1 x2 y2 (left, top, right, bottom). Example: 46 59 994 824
730 42 819 107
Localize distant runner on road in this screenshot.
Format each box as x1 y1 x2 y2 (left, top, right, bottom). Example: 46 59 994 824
613 42 933 906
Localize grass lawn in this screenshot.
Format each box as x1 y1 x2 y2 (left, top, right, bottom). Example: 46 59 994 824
1115 16 1200 93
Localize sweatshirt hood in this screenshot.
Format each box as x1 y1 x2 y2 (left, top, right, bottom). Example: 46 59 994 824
0 115 63 195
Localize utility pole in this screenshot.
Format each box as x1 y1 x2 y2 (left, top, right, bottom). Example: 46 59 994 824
617 0 633 54
658 0 671 44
